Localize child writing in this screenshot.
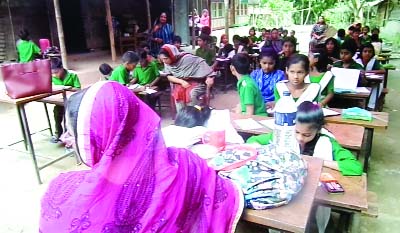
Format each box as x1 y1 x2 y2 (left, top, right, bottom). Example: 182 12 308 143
16 29 41 63
109 51 140 85
355 43 385 110
250 52 285 110
274 54 321 106
50 58 81 143
247 101 362 233
231 54 266 116
131 50 160 87
307 50 334 107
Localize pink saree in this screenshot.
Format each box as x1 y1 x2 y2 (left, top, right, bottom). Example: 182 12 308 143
39 81 243 232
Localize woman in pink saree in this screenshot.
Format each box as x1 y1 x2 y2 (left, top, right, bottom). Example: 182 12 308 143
40 81 243 232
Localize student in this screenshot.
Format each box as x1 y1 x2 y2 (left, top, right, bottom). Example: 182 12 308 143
355 43 385 109
371 27 383 42
360 26 371 44
109 51 140 85
307 50 334 107
131 50 160 87
98 63 113 80
288 30 297 48
333 40 363 70
231 54 266 116
195 34 215 66
250 52 285 109
336 28 346 45
277 37 296 71
248 27 259 45
351 28 362 50
274 54 320 105
281 29 288 39
139 41 155 62
16 29 41 62
324 37 340 64
173 35 183 52
247 101 362 175
247 101 362 233
50 58 81 143
270 28 283 54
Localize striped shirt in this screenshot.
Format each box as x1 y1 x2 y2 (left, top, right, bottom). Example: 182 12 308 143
150 23 174 56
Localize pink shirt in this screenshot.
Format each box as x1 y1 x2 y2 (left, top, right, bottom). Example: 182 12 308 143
200 16 209 27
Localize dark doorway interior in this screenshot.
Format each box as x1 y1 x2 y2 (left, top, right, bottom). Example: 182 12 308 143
59 0 87 53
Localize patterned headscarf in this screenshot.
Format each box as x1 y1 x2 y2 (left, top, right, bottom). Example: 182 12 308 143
40 81 243 232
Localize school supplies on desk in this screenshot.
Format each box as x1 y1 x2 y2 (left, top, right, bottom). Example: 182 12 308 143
342 107 372 121
322 108 340 117
331 67 360 93
234 118 263 130
320 172 344 194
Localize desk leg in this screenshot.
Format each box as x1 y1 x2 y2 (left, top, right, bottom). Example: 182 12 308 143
62 91 67 131
363 128 374 173
18 104 42 184
16 107 28 150
374 84 380 111
43 103 53 136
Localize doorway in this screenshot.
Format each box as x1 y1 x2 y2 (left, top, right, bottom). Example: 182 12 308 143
59 0 87 53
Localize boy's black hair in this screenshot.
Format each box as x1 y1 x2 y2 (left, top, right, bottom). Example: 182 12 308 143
175 106 212 128
122 51 140 64
371 27 380 33
232 34 241 41
99 63 113 76
286 54 310 72
259 51 278 62
296 101 325 130
348 25 355 31
282 37 296 46
231 53 250 75
18 29 29 40
371 34 380 42
173 35 182 44
198 34 211 43
362 25 370 31
282 29 288 34
337 29 346 38
50 57 63 70
340 39 358 55
201 26 211 36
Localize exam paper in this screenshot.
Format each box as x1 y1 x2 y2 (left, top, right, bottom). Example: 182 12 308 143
234 118 263 130
331 67 360 91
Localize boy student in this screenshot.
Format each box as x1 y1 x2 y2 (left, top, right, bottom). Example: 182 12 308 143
131 50 160 87
16 29 41 63
50 58 81 143
231 54 266 116
109 51 140 85
195 34 215 66
333 40 364 86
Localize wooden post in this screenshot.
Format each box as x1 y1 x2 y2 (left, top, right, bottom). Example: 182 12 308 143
224 0 229 40
105 0 116 62
53 0 68 68
191 10 196 49
145 0 151 30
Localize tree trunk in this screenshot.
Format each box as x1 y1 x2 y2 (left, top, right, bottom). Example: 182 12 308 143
53 0 68 68
105 0 116 62
305 0 312 25
224 0 229 40
145 0 151 31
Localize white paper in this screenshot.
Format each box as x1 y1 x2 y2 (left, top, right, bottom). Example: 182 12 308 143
258 119 275 129
128 84 141 90
234 118 263 130
322 108 340 117
355 87 371 94
161 125 207 148
216 57 230 62
144 88 157 94
331 67 360 91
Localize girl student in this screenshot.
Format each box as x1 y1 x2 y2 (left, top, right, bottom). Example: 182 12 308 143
247 101 362 233
277 37 296 71
355 43 385 110
274 54 321 106
250 52 285 110
306 49 334 107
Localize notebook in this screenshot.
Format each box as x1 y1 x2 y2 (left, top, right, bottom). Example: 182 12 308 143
331 67 360 93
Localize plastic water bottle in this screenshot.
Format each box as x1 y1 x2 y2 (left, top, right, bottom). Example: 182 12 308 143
273 91 299 154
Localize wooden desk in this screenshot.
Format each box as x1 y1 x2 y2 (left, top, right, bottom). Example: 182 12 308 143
334 88 371 109
117 36 136 54
316 167 368 212
230 113 364 152
242 156 323 233
0 87 73 184
325 109 389 172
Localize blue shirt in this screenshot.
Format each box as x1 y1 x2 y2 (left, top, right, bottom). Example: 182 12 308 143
150 23 174 56
250 69 285 102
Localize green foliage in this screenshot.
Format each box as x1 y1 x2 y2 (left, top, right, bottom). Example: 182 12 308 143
255 0 295 28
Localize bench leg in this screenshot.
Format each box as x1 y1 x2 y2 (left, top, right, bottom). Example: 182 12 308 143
43 103 54 136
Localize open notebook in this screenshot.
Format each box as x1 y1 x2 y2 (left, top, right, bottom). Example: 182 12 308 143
331 67 360 93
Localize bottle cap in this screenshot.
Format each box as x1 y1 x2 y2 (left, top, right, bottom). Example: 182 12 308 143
283 91 290 96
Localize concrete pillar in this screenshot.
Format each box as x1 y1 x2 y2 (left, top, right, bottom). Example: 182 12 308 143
173 0 189 44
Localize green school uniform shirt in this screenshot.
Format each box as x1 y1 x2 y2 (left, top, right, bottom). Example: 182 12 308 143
16 40 41 63
133 61 160 85
109 65 130 85
246 132 363 176
195 47 215 66
309 72 334 96
52 70 81 88
333 60 364 70
237 75 266 116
